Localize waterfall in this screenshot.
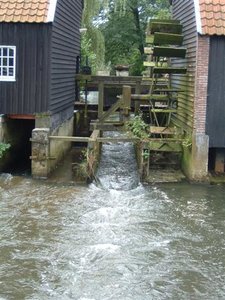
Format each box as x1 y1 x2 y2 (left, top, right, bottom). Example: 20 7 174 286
96 132 140 191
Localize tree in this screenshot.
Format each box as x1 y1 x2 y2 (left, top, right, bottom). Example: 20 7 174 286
81 0 127 73
81 0 171 75
102 0 171 74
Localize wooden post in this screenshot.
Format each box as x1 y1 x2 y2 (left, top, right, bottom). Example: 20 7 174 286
135 80 141 114
98 81 104 119
215 149 225 173
122 85 131 122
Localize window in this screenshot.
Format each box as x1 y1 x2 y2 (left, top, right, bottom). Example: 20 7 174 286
0 46 16 81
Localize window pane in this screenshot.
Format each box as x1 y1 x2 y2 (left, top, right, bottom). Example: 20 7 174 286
0 48 2 56
0 67 2 76
3 67 7 76
9 68 14 76
3 48 7 56
9 48 14 56
9 58 13 66
3 58 7 66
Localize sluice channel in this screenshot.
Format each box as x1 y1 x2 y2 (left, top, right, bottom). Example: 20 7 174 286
1 135 225 299
96 132 140 191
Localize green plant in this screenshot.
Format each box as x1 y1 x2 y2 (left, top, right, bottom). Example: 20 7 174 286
0 143 10 159
182 137 192 148
77 149 98 181
126 114 149 139
142 149 150 160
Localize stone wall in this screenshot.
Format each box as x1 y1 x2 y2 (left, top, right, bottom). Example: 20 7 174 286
31 112 74 178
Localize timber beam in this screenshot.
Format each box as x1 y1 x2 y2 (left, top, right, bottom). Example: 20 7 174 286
90 122 124 131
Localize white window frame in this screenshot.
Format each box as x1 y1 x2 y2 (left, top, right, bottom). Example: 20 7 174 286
0 46 16 82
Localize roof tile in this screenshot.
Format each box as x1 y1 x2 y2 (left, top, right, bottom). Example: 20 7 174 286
0 0 50 23
199 0 225 35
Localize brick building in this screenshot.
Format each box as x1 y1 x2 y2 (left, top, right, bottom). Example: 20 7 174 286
170 0 225 179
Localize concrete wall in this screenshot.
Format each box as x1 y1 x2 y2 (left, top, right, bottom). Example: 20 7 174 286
31 113 74 178
182 132 209 181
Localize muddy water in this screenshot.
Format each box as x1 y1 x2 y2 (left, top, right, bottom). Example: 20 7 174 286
0 139 225 299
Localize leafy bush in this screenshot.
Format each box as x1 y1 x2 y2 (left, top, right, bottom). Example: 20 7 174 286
126 114 149 139
0 143 10 159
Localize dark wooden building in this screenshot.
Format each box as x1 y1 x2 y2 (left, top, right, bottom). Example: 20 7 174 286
170 0 225 177
0 0 83 127
0 0 83 177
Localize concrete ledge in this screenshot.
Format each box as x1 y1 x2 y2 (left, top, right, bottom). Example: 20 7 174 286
31 115 74 178
182 133 209 181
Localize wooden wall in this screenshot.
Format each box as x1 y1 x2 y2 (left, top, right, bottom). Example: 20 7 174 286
0 23 51 114
171 0 197 133
206 36 225 148
50 0 83 115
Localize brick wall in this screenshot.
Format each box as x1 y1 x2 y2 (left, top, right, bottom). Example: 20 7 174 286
194 35 210 134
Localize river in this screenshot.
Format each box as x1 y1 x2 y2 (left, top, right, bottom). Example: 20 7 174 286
0 137 225 299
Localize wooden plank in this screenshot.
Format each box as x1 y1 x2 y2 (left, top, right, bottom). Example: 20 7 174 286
149 141 182 152
147 138 184 142
98 98 123 122
131 94 169 101
149 22 183 35
49 136 91 142
135 80 141 114
149 126 176 135
153 67 187 74
97 137 139 143
8 114 35 120
153 88 184 93
122 85 131 116
144 47 153 54
90 122 124 131
98 81 104 118
90 129 100 140
153 32 183 46
149 19 181 25
153 46 186 58
151 109 177 113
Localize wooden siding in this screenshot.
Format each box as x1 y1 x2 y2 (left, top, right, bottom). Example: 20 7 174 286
50 0 83 114
0 23 51 114
206 36 225 148
171 0 197 133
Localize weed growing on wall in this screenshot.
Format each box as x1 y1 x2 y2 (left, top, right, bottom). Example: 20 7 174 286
0 143 10 159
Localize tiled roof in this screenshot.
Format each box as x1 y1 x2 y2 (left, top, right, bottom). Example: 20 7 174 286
199 0 225 35
0 0 51 23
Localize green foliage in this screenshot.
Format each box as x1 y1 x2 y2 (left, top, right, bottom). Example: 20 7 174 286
81 0 108 73
82 0 171 75
126 114 149 139
0 143 10 159
101 0 171 75
142 149 150 160
81 29 102 74
182 136 192 149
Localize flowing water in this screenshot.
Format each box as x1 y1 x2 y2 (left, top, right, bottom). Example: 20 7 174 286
1 135 225 299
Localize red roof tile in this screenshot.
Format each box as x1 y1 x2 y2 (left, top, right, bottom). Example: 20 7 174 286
199 0 225 35
0 0 50 23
